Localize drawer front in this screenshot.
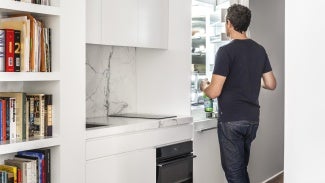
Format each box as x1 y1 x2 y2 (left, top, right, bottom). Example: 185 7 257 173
86 124 193 160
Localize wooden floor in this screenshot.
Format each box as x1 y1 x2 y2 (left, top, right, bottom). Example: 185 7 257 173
266 173 283 183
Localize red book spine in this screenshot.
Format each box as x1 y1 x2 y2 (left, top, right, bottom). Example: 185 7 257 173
5 29 15 72
1 100 6 141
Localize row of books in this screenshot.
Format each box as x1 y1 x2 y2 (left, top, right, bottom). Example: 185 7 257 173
12 0 51 6
0 148 51 183
0 92 53 142
0 15 52 72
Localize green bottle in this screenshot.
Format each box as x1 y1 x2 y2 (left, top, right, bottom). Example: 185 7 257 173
203 93 213 112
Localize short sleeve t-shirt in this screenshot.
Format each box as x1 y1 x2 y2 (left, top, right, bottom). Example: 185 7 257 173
213 39 272 122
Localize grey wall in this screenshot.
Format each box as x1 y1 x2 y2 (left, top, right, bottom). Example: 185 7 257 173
249 0 284 182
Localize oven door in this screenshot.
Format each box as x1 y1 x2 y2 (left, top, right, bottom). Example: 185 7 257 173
157 154 196 183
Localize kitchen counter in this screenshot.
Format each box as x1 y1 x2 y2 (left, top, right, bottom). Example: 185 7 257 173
192 105 218 132
86 116 193 139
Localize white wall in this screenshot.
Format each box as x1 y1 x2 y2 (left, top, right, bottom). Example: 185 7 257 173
249 0 285 182
136 0 192 116
285 0 325 182
60 0 86 182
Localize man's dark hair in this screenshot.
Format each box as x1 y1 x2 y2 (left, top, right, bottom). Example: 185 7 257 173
226 4 251 33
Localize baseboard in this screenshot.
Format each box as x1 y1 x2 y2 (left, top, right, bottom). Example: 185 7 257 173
261 170 284 183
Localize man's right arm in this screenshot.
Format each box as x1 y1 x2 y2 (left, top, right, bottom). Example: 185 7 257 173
262 71 277 90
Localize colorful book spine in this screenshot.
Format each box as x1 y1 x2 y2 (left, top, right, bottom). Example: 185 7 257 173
45 95 52 136
29 148 51 183
5 29 15 72
9 97 16 141
0 164 18 183
4 98 10 141
0 29 5 72
28 96 35 137
0 101 2 141
14 30 21 72
17 151 44 183
1 99 6 141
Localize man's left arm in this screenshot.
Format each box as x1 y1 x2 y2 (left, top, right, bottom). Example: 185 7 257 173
200 74 226 99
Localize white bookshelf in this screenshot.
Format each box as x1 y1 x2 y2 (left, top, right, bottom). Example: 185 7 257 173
0 1 62 183
0 136 61 155
0 0 60 16
0 72 61 81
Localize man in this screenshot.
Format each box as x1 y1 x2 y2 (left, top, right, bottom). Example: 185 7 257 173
200 4 276 183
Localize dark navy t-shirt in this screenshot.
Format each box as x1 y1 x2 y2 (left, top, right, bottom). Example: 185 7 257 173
213 39 272 122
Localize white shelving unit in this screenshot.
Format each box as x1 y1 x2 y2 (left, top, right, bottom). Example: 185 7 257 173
0 0 60 16
0 72 61 81
0 1 62 182
0 136 61 155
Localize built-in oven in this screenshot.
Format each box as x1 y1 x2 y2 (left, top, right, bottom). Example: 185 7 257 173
156 141 196 183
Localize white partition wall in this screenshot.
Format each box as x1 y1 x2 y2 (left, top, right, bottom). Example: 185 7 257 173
285 0 325 182
249 0 285 182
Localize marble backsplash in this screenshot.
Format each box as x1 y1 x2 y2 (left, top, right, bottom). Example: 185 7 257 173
86 44 137 118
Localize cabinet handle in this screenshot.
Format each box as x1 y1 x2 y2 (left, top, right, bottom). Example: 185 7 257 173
197 126 218 132
157 155 197 167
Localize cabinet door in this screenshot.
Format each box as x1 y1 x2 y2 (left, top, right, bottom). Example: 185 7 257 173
193 128 227 183
138 0 169 49
86 148 156 183
101 0 138 47
86 0 101 44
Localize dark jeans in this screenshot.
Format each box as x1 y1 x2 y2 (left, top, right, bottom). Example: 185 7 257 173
218 120 259 183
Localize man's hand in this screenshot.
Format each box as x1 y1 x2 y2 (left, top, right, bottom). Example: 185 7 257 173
200 78 210 91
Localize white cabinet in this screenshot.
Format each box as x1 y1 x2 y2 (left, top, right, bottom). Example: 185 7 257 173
101 0 138 47
193 128 226 183
86 148 155 183
138 0 168 48
85 124 193 182
86 0 101 44
86 0 168 48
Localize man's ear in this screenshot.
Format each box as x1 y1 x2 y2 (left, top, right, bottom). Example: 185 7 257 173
226 20 233 30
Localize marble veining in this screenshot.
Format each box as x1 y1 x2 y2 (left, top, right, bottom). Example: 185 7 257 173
86 45 137 118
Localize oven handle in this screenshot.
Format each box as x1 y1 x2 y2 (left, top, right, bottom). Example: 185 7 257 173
157 155 197 167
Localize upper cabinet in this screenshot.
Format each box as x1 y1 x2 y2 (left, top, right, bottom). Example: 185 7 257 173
86 0 101 44
137 0 168 48
86 0 169 49
101 0 138 47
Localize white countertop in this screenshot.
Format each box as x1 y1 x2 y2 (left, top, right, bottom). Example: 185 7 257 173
192 105 218 132
85 116 193 139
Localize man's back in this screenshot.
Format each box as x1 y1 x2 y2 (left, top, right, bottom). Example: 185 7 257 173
213 39 272 122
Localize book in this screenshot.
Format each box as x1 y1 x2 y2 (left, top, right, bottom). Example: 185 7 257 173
0 171 8 183
9 98 16 141
0 97 11 141
0 16 31 72
26 96 34 137
17 151 44 183
1 99 7 141
44 95 52 137
25 98 29 139
0 29 5 72
14 155 37 183
0 164 18 183
0 100 2 141
5 29 15 72
14 30 21 72
10 14 37 72
44 28 51 72
40 27 45 72
0 92 27 140
5 159 28 183
28 148 50 183
26 94 45 137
